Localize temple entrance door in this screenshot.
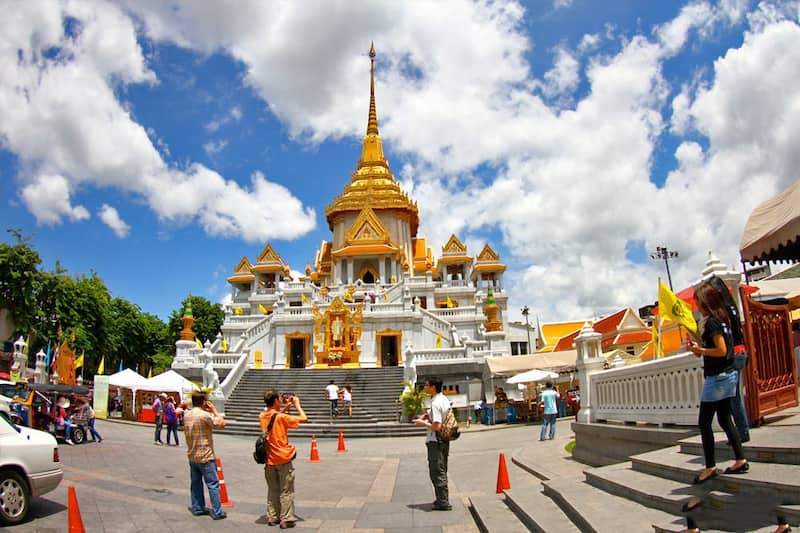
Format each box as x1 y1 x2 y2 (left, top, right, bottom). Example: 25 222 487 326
290 338 305 368
380 335 398 367
363 271 375 284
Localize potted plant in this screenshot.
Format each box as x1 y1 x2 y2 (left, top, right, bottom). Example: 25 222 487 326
399 380 428 422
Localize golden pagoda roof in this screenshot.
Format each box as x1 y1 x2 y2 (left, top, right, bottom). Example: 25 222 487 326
325 43 419 236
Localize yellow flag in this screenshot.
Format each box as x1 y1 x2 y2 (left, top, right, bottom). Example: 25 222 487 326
446 296 454 308
343 291 354 303
658 280 697 333
73 352 84 369
196 337 203 349
383 291 388 302
301 294 309 304
222 337 228 353
147 367 153 379
650 322 664 358
259 303 268 314
234 307 243 315
435 332 442 348
97 356 104 375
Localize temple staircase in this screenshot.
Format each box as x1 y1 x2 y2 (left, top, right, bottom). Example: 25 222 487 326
219 367 426 438
469 418 800 532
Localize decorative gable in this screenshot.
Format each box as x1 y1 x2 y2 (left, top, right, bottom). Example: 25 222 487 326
257 243 283 264
233 256 252 273
476 244 500 263
442 234 467 256
344 207 390 245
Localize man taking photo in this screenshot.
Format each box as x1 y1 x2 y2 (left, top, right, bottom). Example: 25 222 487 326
184 391 226 520
260 390 308 529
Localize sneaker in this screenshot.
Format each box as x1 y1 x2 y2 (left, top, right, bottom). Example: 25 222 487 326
190 507 210 516
65 439 74 446
431 502 452 511
154 441 163 446
212 512 227 520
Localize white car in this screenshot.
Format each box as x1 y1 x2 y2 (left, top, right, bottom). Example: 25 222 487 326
0 412 63 524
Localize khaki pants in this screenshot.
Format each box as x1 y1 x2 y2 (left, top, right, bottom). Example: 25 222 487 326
265 461 295 522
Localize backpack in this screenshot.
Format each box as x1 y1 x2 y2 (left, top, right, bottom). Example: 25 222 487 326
253 413 277 464
437 408 460 442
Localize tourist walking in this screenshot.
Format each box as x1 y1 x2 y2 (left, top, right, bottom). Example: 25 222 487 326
414 377 452 511
687 281 748 484
342 385 353 417
260 390 308 529
539 381 559 441
81 399 102 443
153 392 165 445
164 396 180 446
325 380 339 419
183 391 227 520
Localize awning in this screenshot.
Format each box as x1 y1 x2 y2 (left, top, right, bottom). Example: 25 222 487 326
506 369 559 384
740 179 800 263
485 350 577 376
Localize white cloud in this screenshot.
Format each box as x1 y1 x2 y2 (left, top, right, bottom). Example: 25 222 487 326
98 204 131 238
0 0 316 243
541 46 580 98
19 174 90 225
203 139 228 155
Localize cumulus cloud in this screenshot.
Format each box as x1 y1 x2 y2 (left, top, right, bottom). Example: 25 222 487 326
0 0 316 244
98 204 131 238
20 174 90 225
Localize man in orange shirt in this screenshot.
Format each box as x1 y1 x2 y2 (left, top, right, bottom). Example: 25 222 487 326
259 390 308 529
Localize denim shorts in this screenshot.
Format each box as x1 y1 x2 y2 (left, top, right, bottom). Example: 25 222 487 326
701 371 737 402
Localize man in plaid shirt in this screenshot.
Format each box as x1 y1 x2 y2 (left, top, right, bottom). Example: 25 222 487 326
184 391 226 520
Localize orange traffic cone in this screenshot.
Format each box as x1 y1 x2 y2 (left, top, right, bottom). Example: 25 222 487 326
496 452 511 494
215 458 234 507
310 434 321 462
337 431 347 453
68 485 85 533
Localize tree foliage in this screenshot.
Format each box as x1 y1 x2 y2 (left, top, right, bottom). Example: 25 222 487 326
0 229 42 334
165 295 224 349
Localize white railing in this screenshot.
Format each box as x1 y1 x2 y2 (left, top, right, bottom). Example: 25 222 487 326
368 302 405 313
256 288 276 295
419 308 451 335
385 281 404 302
443 279 472 288
429 307 479 319
284 282 305 290
233 293 250 303
285 306 311 316
222 315 264 329
211 354 240 367
414 348 470 364
246 315 272 345
591 352 704 425
220 352 250 399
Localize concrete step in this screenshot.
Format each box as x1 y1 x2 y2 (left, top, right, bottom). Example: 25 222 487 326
584 462 709 515
504 488 581 533
632 446 800 503
542 476 677 533
468 495 531 533
218 419 426 438
678 426 800 465
776 504 800 526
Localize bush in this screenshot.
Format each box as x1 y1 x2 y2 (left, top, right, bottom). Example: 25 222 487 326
399 380 428 419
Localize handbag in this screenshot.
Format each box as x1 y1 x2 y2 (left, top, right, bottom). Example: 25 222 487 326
253 413 277 464
436 408 460 442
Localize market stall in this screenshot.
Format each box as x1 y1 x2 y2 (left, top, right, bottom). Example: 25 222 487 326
107 368 149 420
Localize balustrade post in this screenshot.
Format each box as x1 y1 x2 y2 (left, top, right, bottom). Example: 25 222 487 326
575 322 604 424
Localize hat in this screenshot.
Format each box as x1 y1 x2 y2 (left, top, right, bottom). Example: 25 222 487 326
159 392 168 398
56 397 70 409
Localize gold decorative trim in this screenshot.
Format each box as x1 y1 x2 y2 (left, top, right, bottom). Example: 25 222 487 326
256 243 284 265
375 329 403 367
233 256 253 273
284 332 311 368
442 234 467 255
476 244 500 263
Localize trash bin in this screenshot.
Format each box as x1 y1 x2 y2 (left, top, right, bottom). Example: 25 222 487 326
506 405 518 424
481 406 495 425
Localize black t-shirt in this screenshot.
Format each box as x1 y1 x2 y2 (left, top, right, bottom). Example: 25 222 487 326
701 316 733 377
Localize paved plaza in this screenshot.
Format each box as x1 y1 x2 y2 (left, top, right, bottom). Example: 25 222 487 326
4 418 577 532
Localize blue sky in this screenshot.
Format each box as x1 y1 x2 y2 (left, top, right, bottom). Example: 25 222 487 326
1 0 798 323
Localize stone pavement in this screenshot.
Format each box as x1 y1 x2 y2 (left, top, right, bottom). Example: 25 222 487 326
4 417 576 532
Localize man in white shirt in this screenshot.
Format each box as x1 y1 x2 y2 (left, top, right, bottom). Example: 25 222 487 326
325 380 339 419
414 376 452 511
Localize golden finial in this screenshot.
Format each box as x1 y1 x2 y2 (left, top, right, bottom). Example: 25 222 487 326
367 42 379 136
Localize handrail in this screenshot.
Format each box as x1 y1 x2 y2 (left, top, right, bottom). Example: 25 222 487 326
220 351 250 399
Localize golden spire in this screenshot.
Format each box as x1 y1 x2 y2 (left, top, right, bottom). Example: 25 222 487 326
367 42 379 136
325 43 419 236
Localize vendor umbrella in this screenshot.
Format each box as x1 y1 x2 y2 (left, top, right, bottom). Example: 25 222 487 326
506 369 559 384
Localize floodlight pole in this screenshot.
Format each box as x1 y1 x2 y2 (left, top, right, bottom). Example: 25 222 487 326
651 246 679 290
521 306 532 355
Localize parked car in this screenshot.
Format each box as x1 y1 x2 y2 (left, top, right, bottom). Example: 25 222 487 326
0 411 63 524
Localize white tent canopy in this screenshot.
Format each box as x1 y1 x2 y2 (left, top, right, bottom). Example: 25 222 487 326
143 370 198 395
740 178 800 263
506 369 559 384
108 368 149 389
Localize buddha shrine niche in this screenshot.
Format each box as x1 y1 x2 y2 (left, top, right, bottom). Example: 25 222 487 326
312 297 364 366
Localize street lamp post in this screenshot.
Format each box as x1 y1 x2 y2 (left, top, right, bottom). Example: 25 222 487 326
651 246 679 290
521 306 532 355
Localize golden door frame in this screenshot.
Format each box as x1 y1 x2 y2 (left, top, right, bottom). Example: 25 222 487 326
284 332 311 368
375 328 403 367
357 264 379 283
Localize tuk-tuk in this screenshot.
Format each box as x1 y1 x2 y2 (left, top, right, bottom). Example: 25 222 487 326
10 383 92 445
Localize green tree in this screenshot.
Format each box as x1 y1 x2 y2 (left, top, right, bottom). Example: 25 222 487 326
0 229 42 336
165 295 224 351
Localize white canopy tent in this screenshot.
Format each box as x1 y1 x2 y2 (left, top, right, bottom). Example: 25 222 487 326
143 370 198 395
506 369 559 384
108 368 149 389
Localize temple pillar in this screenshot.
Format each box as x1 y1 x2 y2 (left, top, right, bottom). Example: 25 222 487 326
347 259 354 284
575 323 605 424
379 257 386 283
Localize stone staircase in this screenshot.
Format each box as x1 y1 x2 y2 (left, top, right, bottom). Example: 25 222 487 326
469 422 800 532
219 367 426 438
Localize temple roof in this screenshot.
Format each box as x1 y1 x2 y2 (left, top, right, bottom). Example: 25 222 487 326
325 44 419 235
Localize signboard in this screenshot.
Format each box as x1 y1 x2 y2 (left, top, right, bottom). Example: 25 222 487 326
93 375 109 419
254 351 263 369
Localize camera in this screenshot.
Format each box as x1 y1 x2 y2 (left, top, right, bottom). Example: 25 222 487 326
281 393 295 402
